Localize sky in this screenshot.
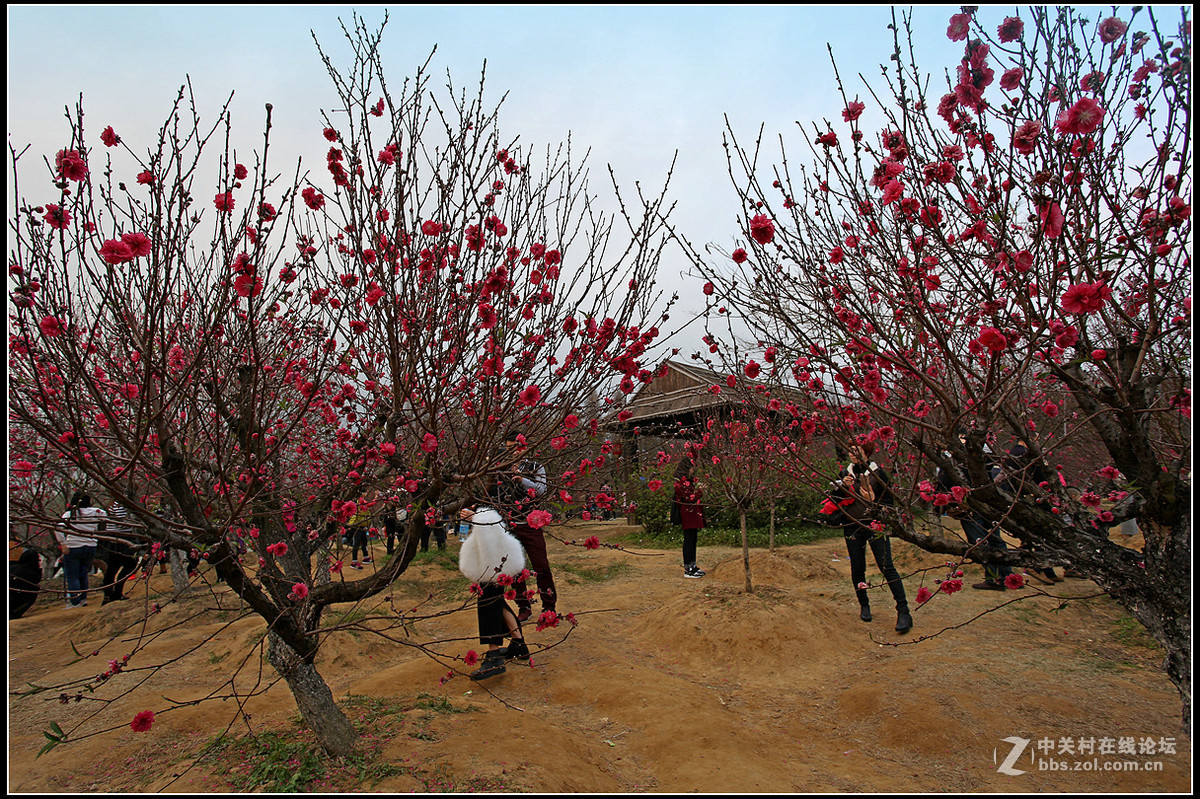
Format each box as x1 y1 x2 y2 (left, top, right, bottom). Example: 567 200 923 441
6 4 1009 356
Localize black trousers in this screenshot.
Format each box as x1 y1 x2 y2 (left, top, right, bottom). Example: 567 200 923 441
844 525 908 611
477 583 518 646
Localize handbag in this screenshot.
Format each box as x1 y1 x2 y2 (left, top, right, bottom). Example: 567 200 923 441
458 507 526 584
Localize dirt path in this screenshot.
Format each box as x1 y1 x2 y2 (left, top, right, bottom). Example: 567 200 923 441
7 521 1190 793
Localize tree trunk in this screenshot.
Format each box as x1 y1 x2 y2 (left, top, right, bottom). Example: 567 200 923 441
740 508 753 594
266 631 359 757
768 503 776 553
169 549 191 594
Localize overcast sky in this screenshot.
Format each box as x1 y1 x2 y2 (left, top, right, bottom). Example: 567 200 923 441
7 4 1075 355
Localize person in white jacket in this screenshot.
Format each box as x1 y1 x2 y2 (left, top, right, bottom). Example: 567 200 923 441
56 492 105 607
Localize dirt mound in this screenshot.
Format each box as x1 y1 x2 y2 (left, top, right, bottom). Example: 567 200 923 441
7 533 1191 794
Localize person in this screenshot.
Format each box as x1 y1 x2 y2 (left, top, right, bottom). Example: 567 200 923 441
833 442 912 633
671 453 707 578
100 500 140 604
56 491 105 607
458 507 530 680
10 543 42 619
346 495 374 569
487 429 555 622
420 511 448 552
1002 439 1063 585
940 432 1014 591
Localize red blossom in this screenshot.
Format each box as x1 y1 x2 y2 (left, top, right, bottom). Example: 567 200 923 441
947 12 972 41
748 214 775 245
1060 282 1112 314
136 170 155 185
518 384 541 407
731 248 748 264
1038 201 1064 239
55 149 88 182
842 100 865 122
214 192 235 213
915 586 934 604
129 710 155 732
584 536 600 550
100 126 120 147
43 204 71 229
1004 573 1026 590
939 578 964 595
1054 98 1105 136
463 649 480 667
1098 16 1128 44
1000 67 1024 91
997 16 1024 42
39 316 64 337
301 187 325 210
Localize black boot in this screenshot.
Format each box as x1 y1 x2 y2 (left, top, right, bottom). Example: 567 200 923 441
470 650 506 681
895 607 912 634
500 638 530 661
859 603 872 622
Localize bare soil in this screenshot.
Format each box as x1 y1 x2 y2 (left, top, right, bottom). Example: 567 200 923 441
7 521 1190 793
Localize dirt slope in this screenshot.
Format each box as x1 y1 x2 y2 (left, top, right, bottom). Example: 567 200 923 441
7 521 1190 793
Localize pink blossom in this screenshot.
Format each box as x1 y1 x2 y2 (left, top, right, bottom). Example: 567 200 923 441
939 578 964 595
129 710 155 732
1098 17 1128 44
43 204 71 229
421 433 439 453
915 586 933 604
55 149 88 182
1060 282 1112 314
214 192 235 212
977 327 1008 352
1038 201 1064 239
100 239 136 265
121 232 153 257
519 384 542 407
1004 573 1026 590
39 316 64 337
100 126 120 147
1012 120 1042 154
1054 98 1105 136
290 582 309 600
526 509 553 529
842 100 865 122
881 179 905 205
13 460 34 479
947 12 972 41
1000 67 1024 91
997 16 1024 42
749 214 775 245
584 536 600 550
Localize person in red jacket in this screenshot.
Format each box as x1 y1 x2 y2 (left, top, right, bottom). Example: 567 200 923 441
672 454 707 578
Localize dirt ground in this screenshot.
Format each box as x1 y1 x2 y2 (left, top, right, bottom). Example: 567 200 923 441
7 520 1191 793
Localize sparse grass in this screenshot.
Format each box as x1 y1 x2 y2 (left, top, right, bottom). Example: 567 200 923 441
559 561 634 583
617 521 841 549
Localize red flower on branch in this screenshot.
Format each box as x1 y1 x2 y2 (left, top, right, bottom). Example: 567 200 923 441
749 214 775 245
129 710 155 732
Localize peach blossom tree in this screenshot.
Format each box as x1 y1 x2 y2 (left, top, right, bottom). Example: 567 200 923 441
8 15 677 757
686 7 1191 726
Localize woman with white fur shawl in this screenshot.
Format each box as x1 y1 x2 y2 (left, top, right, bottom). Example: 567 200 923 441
459 507 531 680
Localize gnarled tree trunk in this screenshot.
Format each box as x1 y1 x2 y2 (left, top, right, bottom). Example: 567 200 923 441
266 631 359 757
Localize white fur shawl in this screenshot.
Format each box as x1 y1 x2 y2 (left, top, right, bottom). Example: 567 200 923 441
458 507 526 584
